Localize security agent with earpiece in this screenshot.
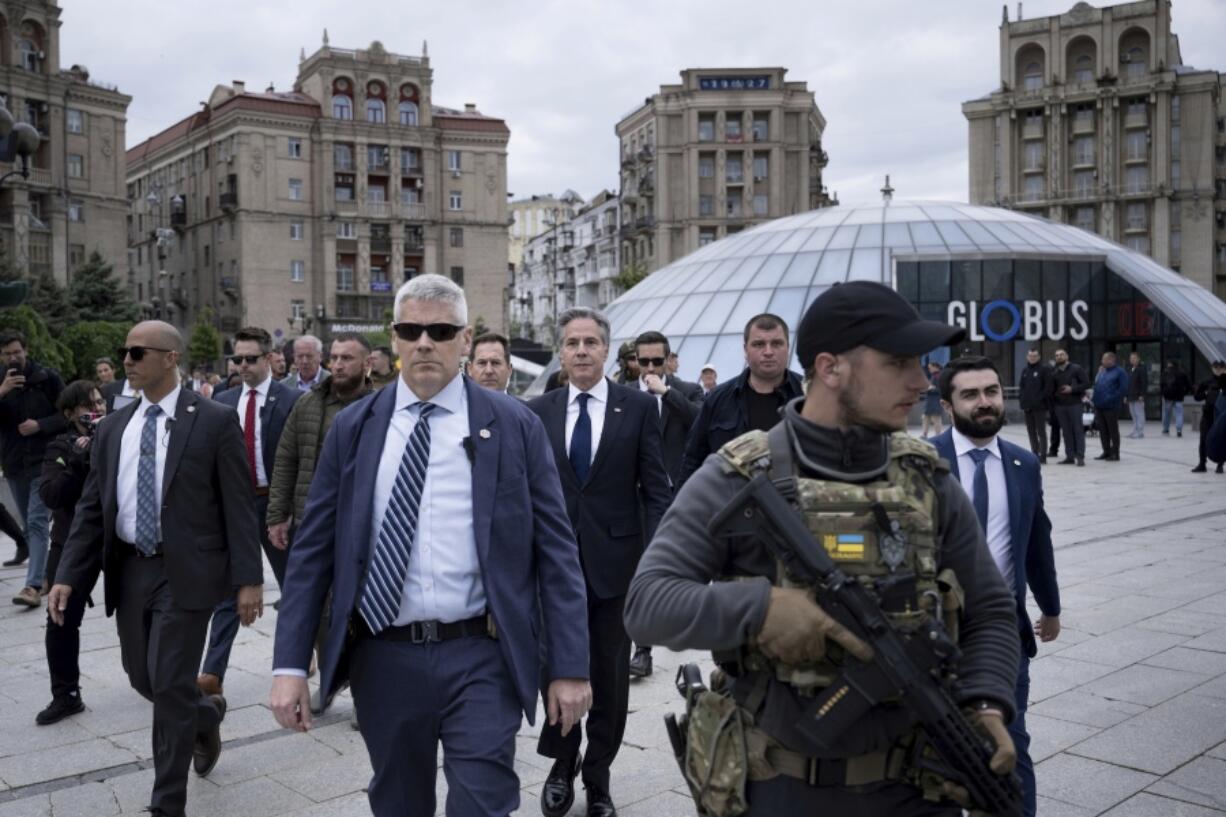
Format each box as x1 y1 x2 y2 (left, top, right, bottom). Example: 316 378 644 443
624 281 1019 816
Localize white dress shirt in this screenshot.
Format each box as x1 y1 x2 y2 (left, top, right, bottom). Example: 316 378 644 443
236 373 272 487
950 427 1015 588
565 376 609 464
115 386 181 545
375 374 486 626
638 376 664 415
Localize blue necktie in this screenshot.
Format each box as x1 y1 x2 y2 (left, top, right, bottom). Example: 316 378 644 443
360 402 436 634
569 393 591 484
968 448 990 533
135 404 162 556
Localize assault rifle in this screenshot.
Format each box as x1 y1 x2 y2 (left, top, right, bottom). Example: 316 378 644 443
709 472 1023 817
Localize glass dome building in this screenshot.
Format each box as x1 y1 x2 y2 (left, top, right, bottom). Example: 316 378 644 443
602 200 1226 402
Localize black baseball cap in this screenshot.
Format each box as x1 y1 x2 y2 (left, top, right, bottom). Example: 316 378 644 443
795 281 966 368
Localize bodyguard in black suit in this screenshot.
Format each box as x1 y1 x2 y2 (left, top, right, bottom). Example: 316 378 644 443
528 308 671 817
49 321 264 817
199 327 301 697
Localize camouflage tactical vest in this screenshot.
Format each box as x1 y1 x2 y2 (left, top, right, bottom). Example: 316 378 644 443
716 425 961 694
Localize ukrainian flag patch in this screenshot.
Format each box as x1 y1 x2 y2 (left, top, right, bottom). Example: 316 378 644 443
822 533 866 561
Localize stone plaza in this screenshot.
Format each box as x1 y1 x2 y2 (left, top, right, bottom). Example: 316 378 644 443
0 422 1224 816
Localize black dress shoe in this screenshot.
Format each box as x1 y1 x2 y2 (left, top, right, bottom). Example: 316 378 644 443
2 545 27 567
1216 464 1224 474
1057 458 1076 465
585 785 617 817
1094 453 1109 460
193 717 222 776
541 755 580 817
35 694 84 725
1076 458 1085 466
1192 464 1208 473
629 647 653 678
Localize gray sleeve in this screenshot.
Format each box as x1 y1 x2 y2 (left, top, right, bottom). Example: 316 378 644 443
936 475 1021 721
625 458 772 651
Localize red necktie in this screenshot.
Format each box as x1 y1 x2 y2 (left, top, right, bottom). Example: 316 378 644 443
244 389 258 487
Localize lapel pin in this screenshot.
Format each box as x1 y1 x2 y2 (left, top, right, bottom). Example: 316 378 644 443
613 407 623 413
479 429 491 439
186 405 196 414
1013 459 1021 466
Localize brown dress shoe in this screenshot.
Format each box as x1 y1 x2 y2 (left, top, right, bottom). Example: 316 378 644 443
197 673 223 697
12 586 40 608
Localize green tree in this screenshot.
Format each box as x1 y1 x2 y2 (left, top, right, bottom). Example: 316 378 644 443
189 307 222 371
70 251 139 323
0 305 74 375
25 271 79 336
614 261 649 292
61 320 131 381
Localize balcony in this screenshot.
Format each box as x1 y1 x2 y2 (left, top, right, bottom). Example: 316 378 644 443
368 159 390 173
1019 188 1047 203
1123 110 1148 129
219 192 238 211
370 237 392 254
366 201 391 218
400 164 422 177
404 239 425 253
335 157 355 171
1121 181 1151 196
402 202 427 221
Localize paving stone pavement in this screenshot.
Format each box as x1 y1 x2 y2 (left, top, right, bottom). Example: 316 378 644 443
0 422 1223 816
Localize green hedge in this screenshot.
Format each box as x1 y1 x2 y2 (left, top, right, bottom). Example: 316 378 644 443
61 321 132 381
0 306 74 376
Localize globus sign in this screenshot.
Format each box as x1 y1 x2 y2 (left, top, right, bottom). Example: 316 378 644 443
946 300 1090 342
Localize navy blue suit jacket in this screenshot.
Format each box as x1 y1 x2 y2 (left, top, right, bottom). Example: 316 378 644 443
214 379 301 479
272 375 590 720
930 429 1060 658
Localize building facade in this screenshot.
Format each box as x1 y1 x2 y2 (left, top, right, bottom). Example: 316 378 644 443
0 0 130 287
963 0 1226 297
510 190 620 344
615 67 835 279
126 37 509 343
508 190 581 269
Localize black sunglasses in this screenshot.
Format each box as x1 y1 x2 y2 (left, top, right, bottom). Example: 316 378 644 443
392 322 465 343
118 346 173 362
230 354 263 365
637 357 666 367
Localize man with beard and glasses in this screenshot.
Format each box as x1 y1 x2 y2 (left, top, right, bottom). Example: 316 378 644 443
930 355 1060 817
626 283 1018 816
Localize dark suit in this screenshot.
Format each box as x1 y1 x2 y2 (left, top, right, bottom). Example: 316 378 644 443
527 378 671 790
202 379 301 681
101 379 136 413
931 429 1059 817
274 376 589 816
55 389 262 817
645 375 703 489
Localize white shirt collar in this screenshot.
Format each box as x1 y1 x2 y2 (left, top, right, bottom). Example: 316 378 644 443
135 385 182 421
396 371 464 416
245 372 273 397
951 426 1000 460
568 376 609 406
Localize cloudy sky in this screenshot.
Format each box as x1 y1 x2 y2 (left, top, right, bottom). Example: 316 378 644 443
61 0 1223 206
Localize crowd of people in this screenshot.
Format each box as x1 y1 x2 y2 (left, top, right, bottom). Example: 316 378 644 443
2 274 1225 816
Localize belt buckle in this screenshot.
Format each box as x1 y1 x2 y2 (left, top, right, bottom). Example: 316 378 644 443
411 620 438 644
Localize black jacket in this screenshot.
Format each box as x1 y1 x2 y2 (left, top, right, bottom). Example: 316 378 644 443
1125 364 1148 400
1195 377 1222 424
1051 362 1089 407
644 374 704 489
679 367 804 488
0 360 67 477
1017 362 1054 410
39 428 91 549
1160 367 1192 402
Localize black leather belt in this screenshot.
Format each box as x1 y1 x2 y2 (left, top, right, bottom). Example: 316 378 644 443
371 614 492 644
116 539 162 558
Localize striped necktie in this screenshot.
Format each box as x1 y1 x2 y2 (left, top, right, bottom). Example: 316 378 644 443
359 402 436 634
135 404 162 556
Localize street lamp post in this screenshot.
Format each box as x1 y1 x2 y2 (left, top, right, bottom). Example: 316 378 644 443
0 99 44 306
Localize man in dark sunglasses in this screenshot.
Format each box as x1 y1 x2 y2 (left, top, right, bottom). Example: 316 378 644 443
49 320 264 817
271 274 591 817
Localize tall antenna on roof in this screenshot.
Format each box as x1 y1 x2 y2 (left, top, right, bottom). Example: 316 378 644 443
881 175 895 205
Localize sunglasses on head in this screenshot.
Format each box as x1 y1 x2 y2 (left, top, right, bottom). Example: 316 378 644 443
230 354 263 365
118 346 173 362
392 322 464 343
637 357 666 367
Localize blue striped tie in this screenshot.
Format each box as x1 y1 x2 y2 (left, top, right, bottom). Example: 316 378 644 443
360 402 436 634
135 405 162 556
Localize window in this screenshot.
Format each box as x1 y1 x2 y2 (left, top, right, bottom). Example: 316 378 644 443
68 200 84 222
1073 206 1095 232
69 244 85 270
401 186 421 205
1124 165 1149 194
752 194 768 217
291 300 305 320
400 147 420 172
66 109 83 134
752 116 769 142
1072 54 1094 84
449 227 464 248
229 220 236 241
753 155 768 180
371 266 388 287
290 221 304 240
725 115 742 142
19 40 38 72
334 144 353 170
1125 202 1147 231
337 264 355 291
336 221 356 238
367 145 389 171
447 150 462 172
1124 131 1147 162
1073 105 1094 127
449 190 462 211
1023 175 1045 202
449 266 464 286
367 185 386 203
698 115 715 142
288 179 303 200
698 156 715 178
1123 47 1146 77
399 101 419 126
366 99 386 123
290 260 305 282
726 157 743 183
698 228 717 247
1073 136 1095 166
335 184 353 202
1125 236 1150 254
1023 142 1044 171
699 195 714 217
332 95 352 120
288 138 302 158
726 196 742 217
1022 61 1043 91
67 154 84 178
1073 170 1095 196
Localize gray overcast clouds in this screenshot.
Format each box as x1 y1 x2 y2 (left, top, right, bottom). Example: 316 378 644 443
61 0 1224 206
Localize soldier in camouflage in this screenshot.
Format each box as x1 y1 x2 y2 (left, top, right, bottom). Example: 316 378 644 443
624 281 1020 815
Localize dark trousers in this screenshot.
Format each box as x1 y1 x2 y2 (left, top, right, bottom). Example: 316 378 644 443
1055 404 1086 459
1010 652 1036 817
201 496 279 681
745 777 960 816
349 633 521 817
1095 408 1120 457
44 542 99 699
1022 409 1048 457
1200 409 1217 466
538 592 631 792
1047 410 1061 456
116 555 219 817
